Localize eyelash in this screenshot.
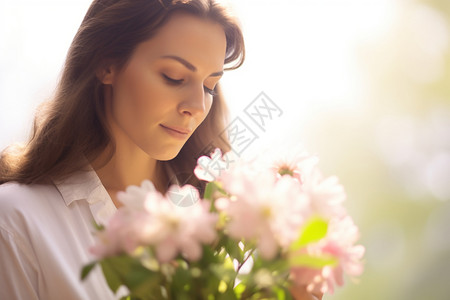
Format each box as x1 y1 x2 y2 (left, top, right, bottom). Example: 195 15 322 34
162 74 218 97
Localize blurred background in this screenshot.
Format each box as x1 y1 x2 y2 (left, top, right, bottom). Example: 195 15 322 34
1 0 449 299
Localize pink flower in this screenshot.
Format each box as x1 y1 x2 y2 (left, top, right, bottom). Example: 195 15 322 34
143 185 218 262
194 147 350 261
90 181 218 263
216 172 309 260
116 180 157 209
194 148 237 182
266 149 346 219
268 151 319 185
299 168 347 218
289 216 365 295
89 208 149 257
193 147 364 294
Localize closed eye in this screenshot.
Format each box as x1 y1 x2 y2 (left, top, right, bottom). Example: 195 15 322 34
162 74 218 97
162 74 183 84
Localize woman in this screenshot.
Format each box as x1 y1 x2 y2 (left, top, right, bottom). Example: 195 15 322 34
0 0 321 299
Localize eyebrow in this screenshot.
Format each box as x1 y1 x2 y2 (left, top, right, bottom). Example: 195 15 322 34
160 55 224 77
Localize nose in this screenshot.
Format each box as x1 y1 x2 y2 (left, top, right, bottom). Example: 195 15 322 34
178 84 207 117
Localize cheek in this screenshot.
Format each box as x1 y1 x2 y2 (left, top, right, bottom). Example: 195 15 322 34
112 64 167 128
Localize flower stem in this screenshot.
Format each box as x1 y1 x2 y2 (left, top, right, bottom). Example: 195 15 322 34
237 248 255 273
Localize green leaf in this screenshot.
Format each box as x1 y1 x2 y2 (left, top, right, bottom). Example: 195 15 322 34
126 266 161 298
289 254 338 268
233 282 246 298
80 261 97 280
225 238 244 263
272 286 287 300
204 181 228 199
92 220 105 231
263 259 289 274
290 217 328 251
96 254 167 299
217 286 238 300
204 182 215 200
242 239 256 253
210 261 237 283
171 265 192 291
100 259 124 293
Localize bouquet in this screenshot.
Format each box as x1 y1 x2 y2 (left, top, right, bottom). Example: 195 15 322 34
81 148 365 299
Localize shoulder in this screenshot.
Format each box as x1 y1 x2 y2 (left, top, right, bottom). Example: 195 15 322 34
0 182 61 225
0 181 59 206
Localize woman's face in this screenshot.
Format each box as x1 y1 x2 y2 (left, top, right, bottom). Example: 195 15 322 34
100 12 227 160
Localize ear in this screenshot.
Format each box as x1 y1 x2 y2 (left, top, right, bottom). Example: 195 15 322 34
96 61 117 85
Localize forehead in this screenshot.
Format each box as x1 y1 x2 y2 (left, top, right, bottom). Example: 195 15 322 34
135 12 227 71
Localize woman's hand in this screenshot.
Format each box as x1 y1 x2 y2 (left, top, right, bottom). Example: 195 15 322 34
288 283 323 300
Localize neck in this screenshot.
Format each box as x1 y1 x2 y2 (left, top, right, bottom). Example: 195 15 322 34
91 144 166 207
90 140 167 203
95 149 157 187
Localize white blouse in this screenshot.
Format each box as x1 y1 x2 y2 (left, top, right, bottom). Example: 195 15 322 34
0 166 133 299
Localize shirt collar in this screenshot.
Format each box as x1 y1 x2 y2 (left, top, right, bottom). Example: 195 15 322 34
51 161 180 225
51 164 117 226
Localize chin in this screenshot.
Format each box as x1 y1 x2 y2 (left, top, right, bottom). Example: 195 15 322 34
151 146 183 161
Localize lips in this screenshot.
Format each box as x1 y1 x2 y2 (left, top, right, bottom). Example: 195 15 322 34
160 124 192 134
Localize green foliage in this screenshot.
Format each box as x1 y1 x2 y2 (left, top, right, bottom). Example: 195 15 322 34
289 216 328 251
80 261 97 280
99 254 165 299
289 254 338 268
288 216 337 268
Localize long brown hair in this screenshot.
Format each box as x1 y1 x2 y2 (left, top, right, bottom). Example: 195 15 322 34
0 0 245 196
